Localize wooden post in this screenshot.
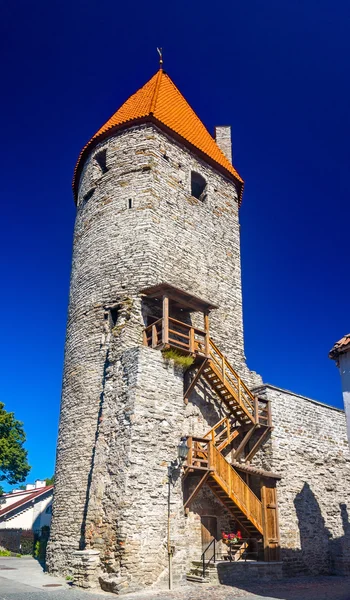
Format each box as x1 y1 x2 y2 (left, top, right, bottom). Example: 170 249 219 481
143 329 148 346
187 436 192 467
238 379 241 406
189 327 195 353
226 418 230 447
204 311 210 357
208 441 213 469
222 355 225 384
162 295 169 345
152 324 158 348
254 396 259 424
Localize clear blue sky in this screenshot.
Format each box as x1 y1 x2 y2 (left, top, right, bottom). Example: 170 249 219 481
1 0 349 488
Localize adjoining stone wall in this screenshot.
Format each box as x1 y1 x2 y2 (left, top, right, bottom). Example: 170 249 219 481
252 384 350 576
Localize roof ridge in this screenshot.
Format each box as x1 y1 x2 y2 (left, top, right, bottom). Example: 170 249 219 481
149 68 163 114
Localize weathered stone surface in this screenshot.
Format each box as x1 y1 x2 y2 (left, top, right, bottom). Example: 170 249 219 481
252 384 350 576
47 120 350 593
47 123 256 591
72 550 101 589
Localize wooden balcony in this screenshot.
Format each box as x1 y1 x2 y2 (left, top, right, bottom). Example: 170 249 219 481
143 316 209 356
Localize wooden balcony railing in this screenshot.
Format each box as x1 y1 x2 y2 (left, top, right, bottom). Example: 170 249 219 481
143 316 208 355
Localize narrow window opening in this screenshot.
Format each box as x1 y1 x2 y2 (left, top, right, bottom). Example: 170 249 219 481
95 149 109 174
128 198 133 209
82 188 95 206
191 172 207 201
110 306 119 327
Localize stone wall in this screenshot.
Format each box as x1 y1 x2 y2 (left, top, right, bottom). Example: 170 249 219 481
48 117 350 592
47 123 257 570
48 121 257 590
252 384 350 576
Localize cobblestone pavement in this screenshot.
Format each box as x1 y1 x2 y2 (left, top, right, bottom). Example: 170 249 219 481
0 557 349 600
1 576 350 600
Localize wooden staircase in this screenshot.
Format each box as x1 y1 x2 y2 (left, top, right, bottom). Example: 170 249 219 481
184 338 272 463
185 439 263 538
183 339 280 560
141 288 280 562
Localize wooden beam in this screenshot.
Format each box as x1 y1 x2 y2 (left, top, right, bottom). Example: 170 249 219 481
183 359 208 403
183 471 210 510
232 425 257 460
254 397 259 423
143 329 148 346
189 327 195 353
162 295 169 344
152 324 158 348
245 427 271 463
204 311 210 356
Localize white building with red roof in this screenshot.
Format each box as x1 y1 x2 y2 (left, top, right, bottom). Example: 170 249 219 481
330 334 350 444
0 480 53 532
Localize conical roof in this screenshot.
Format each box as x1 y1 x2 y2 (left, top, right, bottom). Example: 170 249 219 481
73 69 244 201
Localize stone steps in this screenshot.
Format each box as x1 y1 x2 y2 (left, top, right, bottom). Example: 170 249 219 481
187 560 283 585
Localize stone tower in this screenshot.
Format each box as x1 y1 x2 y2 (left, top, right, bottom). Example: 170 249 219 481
47 67 264 592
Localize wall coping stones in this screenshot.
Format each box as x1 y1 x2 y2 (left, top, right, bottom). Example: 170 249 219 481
253 383 345 414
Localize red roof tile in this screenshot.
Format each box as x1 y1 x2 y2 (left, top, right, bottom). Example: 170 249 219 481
73 69 243 202
329 334 350 360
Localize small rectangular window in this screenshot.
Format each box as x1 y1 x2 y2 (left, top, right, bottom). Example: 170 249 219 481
128 198 133 209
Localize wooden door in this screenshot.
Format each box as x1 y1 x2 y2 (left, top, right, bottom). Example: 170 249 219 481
261 483 281 561
201 516 217 555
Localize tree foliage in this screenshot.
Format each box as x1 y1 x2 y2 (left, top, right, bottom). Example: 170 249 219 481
0 402 30 494
45 475 54 486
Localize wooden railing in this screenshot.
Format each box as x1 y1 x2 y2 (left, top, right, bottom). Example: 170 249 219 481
210 445 263 534
187 438 263 534
143 316 208 354
203 416 239 452
187 437 263 533
143 318 163 348
257 398 272 428
208 339 257 422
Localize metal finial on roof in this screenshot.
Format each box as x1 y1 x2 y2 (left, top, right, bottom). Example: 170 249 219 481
157 47 163 69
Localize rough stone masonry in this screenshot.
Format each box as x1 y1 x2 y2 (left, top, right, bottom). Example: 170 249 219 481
47 100 350 591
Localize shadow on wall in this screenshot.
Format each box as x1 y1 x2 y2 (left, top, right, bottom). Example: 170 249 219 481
214 483 350 599
292 483 350 576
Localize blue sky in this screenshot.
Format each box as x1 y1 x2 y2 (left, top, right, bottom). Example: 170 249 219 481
1 0 349 488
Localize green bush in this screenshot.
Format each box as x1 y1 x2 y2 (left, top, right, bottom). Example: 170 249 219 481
20 530 34 555
34 538 48 561
162 349 194 369
0 549 11 556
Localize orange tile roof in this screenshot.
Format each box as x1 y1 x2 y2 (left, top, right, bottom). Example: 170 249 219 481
329 334 350 360
73 69 244 202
